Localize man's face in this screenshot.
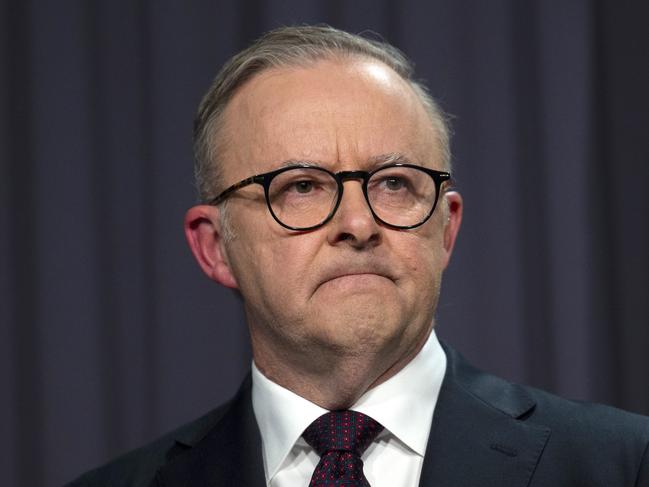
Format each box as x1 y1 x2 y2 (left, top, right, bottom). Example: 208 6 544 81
191 58 461 376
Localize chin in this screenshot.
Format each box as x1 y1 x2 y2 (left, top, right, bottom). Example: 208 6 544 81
311 307 405 351
314 282 400 311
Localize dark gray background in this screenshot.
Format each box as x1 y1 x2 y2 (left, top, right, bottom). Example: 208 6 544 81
2 1 648 486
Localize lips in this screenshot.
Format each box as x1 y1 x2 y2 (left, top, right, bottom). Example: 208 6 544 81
317 262 396 287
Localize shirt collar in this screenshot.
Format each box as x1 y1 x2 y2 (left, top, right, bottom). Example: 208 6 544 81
251 329 446 481
252 363 327 481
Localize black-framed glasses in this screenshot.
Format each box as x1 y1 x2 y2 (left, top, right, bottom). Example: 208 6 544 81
208 163 451 231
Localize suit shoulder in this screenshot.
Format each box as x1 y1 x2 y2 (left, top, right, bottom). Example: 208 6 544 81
444 343 649 465
65 399 234 487
445 342 649 442
522 384 649 442
516 385 649 484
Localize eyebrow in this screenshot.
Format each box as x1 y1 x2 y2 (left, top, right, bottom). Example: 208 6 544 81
278 159 322 168
276 153 416 170
367 153 415 167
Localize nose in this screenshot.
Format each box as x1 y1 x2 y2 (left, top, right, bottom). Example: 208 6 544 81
326 179 381 248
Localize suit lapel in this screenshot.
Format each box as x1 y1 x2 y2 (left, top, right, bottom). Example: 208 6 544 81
419 345 551 487
154 375 265 487
152 346 551 487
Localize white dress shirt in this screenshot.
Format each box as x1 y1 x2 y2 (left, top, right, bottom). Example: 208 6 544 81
251 329 447 487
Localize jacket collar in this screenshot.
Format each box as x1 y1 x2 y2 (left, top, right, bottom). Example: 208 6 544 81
154 374 265 487
153 343 551 487
419 343 551 486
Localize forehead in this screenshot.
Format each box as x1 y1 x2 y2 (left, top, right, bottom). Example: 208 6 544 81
219 58 440 179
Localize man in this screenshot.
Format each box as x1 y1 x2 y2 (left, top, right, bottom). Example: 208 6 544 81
69 25 649 486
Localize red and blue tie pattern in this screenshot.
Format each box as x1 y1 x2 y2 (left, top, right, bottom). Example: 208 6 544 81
302 410 383 486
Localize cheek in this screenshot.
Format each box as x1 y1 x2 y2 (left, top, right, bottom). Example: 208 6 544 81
396 233 445 287
270 236 319 276
245 233 321 300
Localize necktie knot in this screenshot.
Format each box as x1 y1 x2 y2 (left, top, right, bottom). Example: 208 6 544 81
302 411 383 487
303 410 383 456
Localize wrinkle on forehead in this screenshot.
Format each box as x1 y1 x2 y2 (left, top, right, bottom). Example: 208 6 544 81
219 58 441 182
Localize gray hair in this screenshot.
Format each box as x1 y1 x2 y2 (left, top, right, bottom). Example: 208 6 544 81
193 24 451 203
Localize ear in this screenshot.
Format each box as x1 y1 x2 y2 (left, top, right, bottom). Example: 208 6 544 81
184 205 239 289
441 191 463 269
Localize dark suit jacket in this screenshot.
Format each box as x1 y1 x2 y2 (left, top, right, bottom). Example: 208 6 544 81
67 344 649 486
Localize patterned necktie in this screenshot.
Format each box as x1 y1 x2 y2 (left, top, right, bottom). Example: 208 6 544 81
302 410 383 487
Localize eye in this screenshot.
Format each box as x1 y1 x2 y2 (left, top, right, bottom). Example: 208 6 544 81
293 180 314 193
269 168 336 203
383 177 406 191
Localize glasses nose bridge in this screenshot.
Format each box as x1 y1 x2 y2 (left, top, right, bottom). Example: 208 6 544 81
335 170 370 191
332 170 374 216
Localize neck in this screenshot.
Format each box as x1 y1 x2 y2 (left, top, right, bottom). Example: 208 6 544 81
250 327 431 410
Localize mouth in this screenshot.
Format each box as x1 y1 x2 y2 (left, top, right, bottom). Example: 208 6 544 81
316 266 396 295
323 272 390 283
314 274 394 301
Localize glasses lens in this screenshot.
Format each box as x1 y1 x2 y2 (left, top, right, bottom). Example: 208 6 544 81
367 166 437 227
267 167 338 229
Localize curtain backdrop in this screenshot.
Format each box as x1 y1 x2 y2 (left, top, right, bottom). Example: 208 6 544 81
2 1 648 485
